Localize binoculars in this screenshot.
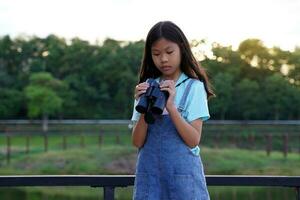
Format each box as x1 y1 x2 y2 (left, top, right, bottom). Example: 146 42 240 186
135 78 169 124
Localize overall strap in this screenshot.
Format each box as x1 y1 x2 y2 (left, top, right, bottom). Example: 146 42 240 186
177 79 195 113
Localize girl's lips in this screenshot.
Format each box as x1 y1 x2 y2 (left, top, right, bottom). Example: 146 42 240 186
161 66 172 71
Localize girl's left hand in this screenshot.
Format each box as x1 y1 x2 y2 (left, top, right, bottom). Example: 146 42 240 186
160 80 176 112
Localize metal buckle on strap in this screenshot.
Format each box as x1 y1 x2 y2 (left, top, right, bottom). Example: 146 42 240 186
177 107 184 113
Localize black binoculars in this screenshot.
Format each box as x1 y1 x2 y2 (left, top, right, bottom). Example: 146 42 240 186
135 78 169 124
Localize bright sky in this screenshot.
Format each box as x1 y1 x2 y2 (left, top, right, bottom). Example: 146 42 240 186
1 0 300 50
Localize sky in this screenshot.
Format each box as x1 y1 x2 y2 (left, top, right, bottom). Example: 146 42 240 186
1 0 300 50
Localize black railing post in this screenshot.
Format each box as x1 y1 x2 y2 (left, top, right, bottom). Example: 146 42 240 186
0 175 299 199
104 186 115 200
296 187 300 200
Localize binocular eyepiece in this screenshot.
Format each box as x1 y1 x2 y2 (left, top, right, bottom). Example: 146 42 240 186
135 78 169 124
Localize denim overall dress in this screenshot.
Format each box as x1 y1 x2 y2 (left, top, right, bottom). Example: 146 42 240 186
133 79 210 200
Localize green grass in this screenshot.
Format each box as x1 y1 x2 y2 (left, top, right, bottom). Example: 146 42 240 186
0 134 299 199
0 133 132 148
0 186 135 200
0 145 136 175
200 147 300 175
1 142 299 175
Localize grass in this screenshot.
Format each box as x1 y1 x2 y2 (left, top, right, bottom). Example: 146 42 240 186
200 146 300 175
1 143 299 175
0 133 299 199
0 145 136 175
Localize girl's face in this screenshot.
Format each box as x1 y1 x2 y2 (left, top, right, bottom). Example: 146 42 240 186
151 38 182 80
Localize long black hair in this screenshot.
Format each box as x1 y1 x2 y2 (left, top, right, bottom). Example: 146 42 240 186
138 21 214 99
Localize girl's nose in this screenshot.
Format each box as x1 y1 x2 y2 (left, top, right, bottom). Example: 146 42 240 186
161 54 168 63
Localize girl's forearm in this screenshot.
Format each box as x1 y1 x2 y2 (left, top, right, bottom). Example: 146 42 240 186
131 114 148 148
168 106 201 147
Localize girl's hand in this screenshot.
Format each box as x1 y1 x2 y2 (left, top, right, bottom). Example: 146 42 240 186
134 82 149 100
160 80 176 111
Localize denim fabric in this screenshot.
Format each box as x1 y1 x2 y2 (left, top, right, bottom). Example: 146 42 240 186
133 115 210 200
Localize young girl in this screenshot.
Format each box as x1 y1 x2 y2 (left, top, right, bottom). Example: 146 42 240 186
131 21 214 200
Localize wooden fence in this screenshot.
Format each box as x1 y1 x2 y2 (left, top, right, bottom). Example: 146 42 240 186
1 120 300 164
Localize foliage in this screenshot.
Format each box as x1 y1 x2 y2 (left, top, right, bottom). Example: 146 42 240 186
0 35 299 119
24 72 64 118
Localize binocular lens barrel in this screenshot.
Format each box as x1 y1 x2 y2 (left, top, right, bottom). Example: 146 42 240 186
135 78 168 124
135 97 148 113
151 96 165 114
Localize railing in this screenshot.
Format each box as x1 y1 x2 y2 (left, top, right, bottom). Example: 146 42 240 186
0 175 299 200
2 120 300 164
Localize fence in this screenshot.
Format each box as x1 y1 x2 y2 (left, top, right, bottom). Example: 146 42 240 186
1 120 300 199
0 175 299 200
1 120 300 163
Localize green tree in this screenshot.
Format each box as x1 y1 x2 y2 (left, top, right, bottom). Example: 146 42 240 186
263 74 291 120
209 72 234 119
1 34 300 120
0 88 23 118
233 79 261 119
238 39 276 71
284 83 300 119
288 47 300 85
25 72 64 131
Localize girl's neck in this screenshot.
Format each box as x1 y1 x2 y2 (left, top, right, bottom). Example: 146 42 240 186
161 71 182 82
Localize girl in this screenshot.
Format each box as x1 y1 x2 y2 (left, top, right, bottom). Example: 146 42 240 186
131 21 214 200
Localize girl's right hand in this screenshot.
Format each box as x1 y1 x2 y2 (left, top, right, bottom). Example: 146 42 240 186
134 82 149 100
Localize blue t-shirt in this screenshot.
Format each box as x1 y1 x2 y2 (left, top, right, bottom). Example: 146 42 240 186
131 73 210 123
131 73 210 156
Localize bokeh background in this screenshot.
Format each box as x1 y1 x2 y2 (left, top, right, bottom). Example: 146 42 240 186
0 0 300 199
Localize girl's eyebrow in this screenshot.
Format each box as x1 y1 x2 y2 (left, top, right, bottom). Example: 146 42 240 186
151 46 174 51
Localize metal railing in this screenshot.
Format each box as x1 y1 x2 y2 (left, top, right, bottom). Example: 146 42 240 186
0 175 299 200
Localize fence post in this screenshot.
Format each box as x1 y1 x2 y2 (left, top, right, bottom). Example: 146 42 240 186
103 186 115 200
214 133 220 149
230 135 237 147
296 187 300 200
6 134 11 164
26 135 30 154
62 135 67 150
115 133 120 145
299 135 300 154
80 134 85 148
266 134 272 156
248 133 255 150
99 133 103 147
283 133 289 158
44 134 48 152
98 128 104 147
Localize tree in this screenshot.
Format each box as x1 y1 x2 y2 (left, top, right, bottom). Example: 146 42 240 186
233 79 261 119
209 72 234 119
288 47 300 85
25 72 64 131
1 34 299 120
0 88 23 119
263 74 291 120
238 39 274 70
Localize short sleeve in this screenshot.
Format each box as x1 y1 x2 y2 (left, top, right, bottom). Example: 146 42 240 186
131 99 141 122
185 81 210 122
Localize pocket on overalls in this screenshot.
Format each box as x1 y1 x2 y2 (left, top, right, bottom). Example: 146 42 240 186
170 174 195 200
133 173 149 200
